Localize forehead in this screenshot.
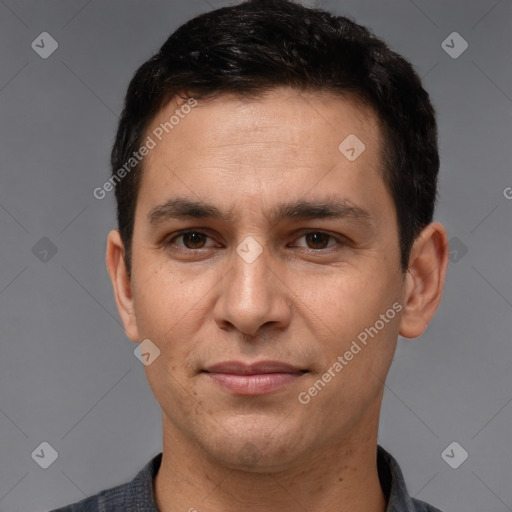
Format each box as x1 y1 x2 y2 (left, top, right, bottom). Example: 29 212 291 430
137 87 387 220
149 87 379 153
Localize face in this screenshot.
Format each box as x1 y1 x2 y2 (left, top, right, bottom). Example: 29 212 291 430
112 87 408 471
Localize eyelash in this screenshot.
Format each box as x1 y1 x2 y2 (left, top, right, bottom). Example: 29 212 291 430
165 229 345 251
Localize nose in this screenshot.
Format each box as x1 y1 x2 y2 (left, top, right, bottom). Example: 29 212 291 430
213 239 292 338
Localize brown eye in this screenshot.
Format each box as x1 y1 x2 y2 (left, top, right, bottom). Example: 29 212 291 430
304 232 333 249
181 232 207 249
164 230 220 254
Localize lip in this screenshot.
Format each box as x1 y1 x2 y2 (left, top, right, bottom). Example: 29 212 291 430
202 360 308 395
204 360 306 375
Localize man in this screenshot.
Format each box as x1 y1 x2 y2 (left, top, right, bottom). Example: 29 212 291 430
52 0 448 510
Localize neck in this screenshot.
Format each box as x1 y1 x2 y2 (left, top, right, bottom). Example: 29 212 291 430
154 415 387 512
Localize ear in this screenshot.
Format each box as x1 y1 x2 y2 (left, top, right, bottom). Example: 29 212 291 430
106 229 140 342
399 222 449 338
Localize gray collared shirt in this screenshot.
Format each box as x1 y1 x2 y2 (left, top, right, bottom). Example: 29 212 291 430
49 445 443 512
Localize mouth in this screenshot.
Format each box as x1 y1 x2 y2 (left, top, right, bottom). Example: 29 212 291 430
202 360 309 395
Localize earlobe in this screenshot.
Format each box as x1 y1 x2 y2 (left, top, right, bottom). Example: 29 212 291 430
105 230 140 342
399 222 449 339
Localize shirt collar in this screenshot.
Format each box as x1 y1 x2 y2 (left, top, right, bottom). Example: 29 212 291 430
377 445 423 511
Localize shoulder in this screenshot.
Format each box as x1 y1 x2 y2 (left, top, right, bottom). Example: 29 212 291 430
410 496 445 512
48 480 130 512
48 452 162 512
377 445 445 512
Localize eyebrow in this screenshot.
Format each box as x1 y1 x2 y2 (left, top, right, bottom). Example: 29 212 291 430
147 196 373 226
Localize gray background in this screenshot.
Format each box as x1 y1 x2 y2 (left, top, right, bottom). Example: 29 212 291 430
0 0 511 511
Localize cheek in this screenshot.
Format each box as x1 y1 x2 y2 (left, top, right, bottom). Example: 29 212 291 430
131 260 192 331
301 311 399 425
131 265 175 335
130 261 223 365
295 265 401 396
131 264 212 416
293 265 400 340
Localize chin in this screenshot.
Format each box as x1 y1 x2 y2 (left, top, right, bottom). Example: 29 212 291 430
197 416 310 472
